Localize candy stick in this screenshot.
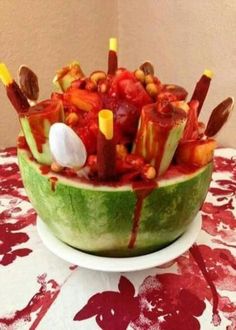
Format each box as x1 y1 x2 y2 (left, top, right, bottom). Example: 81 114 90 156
108 38 118 75
190 69 213 116
0 63 29 113
97 109 116 181
205 97 234 137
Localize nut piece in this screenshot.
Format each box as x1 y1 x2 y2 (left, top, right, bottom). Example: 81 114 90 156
90 71 107 84
146 83 158 97
18 65 39 101
51 162 63 173
134 69 145 83
66 112 79 126
116 144 128 160
98 82 108 93
139 62 154 76
142 165 156 180
145 74 154 85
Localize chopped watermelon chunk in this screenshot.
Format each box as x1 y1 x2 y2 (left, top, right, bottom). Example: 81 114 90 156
110 70 152 109
64 88 102 112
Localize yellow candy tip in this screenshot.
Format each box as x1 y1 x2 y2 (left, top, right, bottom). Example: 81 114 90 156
99 109 114 140
0 63 13 86
109 38 118 52
204 69 213 79
70 60 80 67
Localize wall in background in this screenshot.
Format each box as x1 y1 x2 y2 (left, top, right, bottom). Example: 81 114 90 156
118 0 236 147
0 0 235 147
0 0 118 147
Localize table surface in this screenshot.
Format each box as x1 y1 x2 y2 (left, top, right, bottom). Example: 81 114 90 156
0 147 235 330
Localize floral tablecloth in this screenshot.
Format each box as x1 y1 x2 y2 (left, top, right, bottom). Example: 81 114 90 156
0 147 235 330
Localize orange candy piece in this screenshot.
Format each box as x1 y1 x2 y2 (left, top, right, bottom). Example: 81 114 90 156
64 89 102 112
176 139 217 167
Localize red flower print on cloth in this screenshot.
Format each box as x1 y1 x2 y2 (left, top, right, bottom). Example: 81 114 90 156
132 274 206 330
201 152 236 245
209 156 236 204
0 273 60 330
74 276 140 330
75 243 236 330
0 162 19 177
209 181 236 201
214 156 236 175
132 244 236 330
0 147 17 158
0 161 28 201
0 147 36 266
176 245 236 328
202 202 236 243
0 207 37 266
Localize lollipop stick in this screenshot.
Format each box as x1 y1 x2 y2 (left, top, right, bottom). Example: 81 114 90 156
190 69 213 116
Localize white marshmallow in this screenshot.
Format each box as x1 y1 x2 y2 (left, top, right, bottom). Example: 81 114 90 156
49 123 87 169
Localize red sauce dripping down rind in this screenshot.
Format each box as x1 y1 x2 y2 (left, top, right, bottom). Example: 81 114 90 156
134 103 186 173
40 165 51 175
6 81 30 113
17 136 30 151
128 180 157 249
49 177 58 192
19 99 64 153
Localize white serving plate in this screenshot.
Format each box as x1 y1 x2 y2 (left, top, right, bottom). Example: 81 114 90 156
37 213 202 272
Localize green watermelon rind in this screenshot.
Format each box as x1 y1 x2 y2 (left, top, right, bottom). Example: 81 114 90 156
18 148 213 257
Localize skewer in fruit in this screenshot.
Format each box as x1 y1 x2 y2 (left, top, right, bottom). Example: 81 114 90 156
0 63 30 113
